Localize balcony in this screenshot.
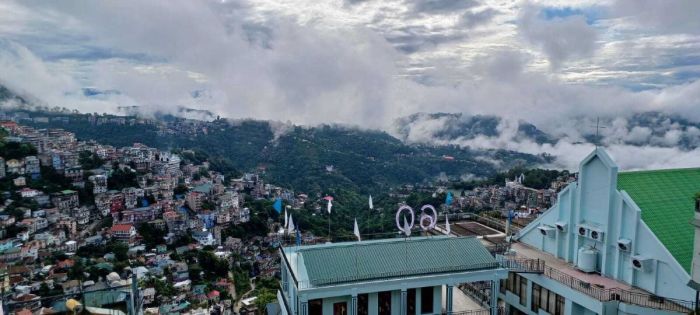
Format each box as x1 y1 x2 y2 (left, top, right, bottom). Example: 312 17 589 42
504 242 696 313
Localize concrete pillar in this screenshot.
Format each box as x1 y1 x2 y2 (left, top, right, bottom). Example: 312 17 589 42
445 285 453 315
300 301 308 315
400 289 407 315
351 294 358 315
491 280 500 315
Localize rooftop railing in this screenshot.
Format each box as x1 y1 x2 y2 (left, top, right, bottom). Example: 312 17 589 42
539 263 695 313
448 306 505 315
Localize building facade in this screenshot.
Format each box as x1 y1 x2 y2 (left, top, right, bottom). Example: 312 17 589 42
278 237 507 315
504 148 699 314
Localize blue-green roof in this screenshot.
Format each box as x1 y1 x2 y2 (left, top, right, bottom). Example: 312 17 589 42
618 168 700 273
296 237 497 286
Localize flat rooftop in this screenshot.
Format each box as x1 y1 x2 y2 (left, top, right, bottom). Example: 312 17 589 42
282 236 499 288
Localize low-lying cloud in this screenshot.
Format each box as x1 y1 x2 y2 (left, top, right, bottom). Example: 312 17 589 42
2 1 700 171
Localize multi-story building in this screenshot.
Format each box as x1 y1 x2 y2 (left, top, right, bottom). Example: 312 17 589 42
502 148 699 314
5 159 23 174
278 237 508 315
64 167 83 184
110 224 137 243
23 156 40 179
51 190 79 212
89 174 108 194
122 187 143 209
186 191 205 212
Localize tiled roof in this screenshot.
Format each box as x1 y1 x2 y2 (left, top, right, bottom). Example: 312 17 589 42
297 237 497 286
618 168 700 273
110 224 133 232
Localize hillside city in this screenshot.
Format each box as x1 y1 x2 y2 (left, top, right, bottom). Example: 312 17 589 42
0 114 577 315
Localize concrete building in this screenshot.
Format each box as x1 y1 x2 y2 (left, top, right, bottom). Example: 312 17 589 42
24 156 40 179
278 237 508 315
504 148 699 314
0 157 5 178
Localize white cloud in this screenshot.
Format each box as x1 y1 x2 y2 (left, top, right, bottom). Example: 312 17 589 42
1 0 700 170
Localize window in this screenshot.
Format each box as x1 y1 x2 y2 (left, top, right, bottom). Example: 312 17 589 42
333 302 347 315
519 276 528 306
531 284 540 312
309 299 322 315
421 287 434 314
555 295 564 315
505 272 527 306
358 294 368 315
379 291 392 315
407 289 416 315
530 283 564 315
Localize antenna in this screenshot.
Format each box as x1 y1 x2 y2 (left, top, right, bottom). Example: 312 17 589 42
591 117 607 147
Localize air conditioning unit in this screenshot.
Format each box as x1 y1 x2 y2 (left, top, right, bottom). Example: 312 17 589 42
577 225 589 237
555 221 568 233
631 256 653 272
589 228 605 242
617 239 632 251
538 225 556 238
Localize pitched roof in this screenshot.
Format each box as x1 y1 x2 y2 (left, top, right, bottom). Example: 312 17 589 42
110 224 134 233
617 168 700 273
294 236 497 287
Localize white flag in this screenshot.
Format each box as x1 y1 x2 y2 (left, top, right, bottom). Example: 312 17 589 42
327 199 333 214
354 218 361 241
403 216 411 237
445 215 451 235
288 214 295 234
368 195 373 210
284 209 288 228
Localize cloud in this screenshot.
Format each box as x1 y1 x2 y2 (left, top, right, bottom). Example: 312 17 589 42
518 4 599 68
1 0 700 172
461 8 498 29
409 0 479 15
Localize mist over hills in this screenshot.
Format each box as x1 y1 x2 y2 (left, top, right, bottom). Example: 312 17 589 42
2 83 700 190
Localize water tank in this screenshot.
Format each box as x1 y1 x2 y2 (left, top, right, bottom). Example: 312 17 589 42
577 246 598 273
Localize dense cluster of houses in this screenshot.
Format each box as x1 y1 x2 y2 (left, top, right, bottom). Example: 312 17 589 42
0 120 297 315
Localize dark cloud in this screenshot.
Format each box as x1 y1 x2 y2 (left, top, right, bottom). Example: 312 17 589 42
460 8 498 29
409 0 479 15
384 25 467 53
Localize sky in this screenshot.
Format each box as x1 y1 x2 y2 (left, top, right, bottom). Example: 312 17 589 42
1 0 700 169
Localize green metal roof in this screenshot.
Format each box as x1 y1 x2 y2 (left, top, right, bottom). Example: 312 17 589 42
298 237 497 286
618 168 700 273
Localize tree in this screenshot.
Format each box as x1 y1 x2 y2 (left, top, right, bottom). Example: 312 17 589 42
138 223 166 249
254 289 277 312
79 151 105 169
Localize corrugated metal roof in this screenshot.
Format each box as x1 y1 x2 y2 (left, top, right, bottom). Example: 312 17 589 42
618 168 700 273
299 237 497 286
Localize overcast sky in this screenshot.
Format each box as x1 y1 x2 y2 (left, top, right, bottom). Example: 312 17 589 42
1 0 700 131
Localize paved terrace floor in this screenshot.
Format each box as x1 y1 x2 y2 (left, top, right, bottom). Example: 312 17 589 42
442 285 486 312
511 242 643 293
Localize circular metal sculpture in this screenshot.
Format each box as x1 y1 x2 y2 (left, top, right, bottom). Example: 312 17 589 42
396 204 439 235
396 205 415 235
419 204 438 231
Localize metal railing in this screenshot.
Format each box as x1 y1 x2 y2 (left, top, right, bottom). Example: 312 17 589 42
449 306 505 315
498 258 544 273
541 266 695 313
459 281 492 308
472 215 520 235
